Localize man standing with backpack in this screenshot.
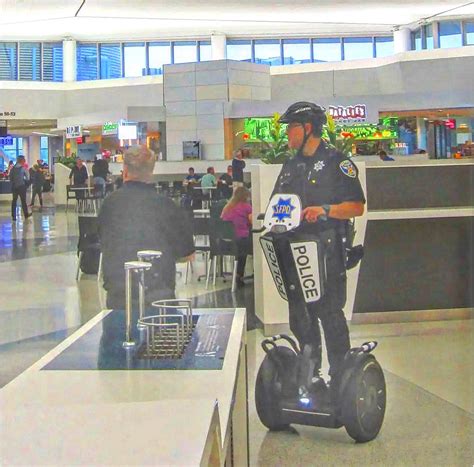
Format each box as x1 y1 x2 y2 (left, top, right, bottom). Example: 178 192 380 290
9 156 31 221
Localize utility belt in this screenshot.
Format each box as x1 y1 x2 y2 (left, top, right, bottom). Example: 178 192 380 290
260 225 363 305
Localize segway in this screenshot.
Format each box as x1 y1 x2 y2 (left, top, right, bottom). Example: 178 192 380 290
254 194 386 443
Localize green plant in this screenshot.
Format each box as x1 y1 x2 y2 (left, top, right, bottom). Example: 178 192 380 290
56 154 77 169
258 113 295 164
323 114 355 157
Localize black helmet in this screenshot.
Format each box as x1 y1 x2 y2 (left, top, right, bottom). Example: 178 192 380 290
279 101 327 136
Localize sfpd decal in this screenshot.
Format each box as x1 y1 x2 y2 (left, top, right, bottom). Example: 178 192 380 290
339 160 356 178
313 161 325 172
272 197 296 222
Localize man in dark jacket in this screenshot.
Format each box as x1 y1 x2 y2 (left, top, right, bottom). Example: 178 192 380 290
98 146 195 309
9 156 31 221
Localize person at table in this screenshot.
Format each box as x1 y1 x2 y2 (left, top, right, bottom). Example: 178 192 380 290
221 186 253 287
98 146 195 308
200 166 217 197
69 158 89 199
183 167 200 189
218 165 233 199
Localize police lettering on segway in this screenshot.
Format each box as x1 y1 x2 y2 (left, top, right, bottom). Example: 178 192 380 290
254 102 386 443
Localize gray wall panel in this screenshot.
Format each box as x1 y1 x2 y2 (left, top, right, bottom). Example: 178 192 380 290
353 217 473 313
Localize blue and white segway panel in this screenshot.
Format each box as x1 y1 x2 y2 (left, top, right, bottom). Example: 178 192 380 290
264 194 302 232
259 237 288 301
290 241 323 303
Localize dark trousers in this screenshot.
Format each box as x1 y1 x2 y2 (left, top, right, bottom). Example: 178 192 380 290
31 186 43 206
236 236 253 277
288 273 350 381
11 185 28 219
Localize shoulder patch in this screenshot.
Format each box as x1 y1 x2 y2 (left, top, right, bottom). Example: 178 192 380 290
339 160 356 178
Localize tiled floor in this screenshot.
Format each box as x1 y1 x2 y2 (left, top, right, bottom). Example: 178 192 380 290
0 197 472 466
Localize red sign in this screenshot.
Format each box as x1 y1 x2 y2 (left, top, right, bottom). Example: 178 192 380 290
444 119 456 129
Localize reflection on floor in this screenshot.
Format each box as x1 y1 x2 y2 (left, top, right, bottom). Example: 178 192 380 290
0 202 472 466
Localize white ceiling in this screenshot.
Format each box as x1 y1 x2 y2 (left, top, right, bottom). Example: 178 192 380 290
0 0 473 40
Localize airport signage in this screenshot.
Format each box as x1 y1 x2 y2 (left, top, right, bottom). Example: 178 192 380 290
0 136 13 145
0 111 16 117
102 122 119 136
66 125 82 139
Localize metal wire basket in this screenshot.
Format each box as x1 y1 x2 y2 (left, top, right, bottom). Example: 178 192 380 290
137 299 195 359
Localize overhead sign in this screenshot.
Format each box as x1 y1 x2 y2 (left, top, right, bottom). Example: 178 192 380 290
329 104 367 124
102 122 119 136
66 125 82 139
0 136 13 146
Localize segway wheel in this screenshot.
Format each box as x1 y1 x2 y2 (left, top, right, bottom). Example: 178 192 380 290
255 346 297 431
341 356 386 443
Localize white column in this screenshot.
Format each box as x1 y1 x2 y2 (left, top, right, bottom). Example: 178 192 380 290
26 136 41 168
211 33 227 60
63 38 77 82
393 28 411 53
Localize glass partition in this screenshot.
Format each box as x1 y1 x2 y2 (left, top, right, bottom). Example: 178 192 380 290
375 36 394 57
0 43 18 80
77 43 98 80
312 38 341 62
254 39 282 65
123 42 146 77
148 42 170 75
439 21 462 48
100 43 121 79
198 41 212 61
173 41 197 64
282 39 311 64
343 37 373 60
227 40 252 61
42 42 63 82
19 42 41 80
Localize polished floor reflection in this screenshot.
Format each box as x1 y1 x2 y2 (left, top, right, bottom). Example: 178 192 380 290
0 199 472 466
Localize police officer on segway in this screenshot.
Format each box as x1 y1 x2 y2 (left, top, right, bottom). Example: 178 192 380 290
272 101 366 401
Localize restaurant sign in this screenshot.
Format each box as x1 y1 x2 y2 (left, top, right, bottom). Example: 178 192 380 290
102 122 119 136
66 125 82 139
328 104 367 124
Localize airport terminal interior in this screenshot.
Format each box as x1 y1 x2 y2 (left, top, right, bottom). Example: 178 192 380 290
0 1 473 465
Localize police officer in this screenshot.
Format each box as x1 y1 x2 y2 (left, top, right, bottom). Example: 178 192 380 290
272 102 366 398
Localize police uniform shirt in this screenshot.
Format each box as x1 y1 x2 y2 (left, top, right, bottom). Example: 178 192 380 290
273 142 365 232
98 181 195 300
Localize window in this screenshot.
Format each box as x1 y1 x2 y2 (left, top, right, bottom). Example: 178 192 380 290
282 39 311 64
148 42 170 75
123 42 146 77
40 137 49 164
19 42 41 80
312 38 341 62
466 22 474 45
1 137 23 162
173 41 197 64
198 41 212 61
375 36 394 57
413 29 422 50
254 39 281 65
424 24 434 49
343 37 373 60
439 21 462 48
0 42 18 80
227 40 252 61
77 43 98 80
99 43 121 79
42 42 63 81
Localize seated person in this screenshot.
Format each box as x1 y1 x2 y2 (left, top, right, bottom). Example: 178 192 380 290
200 166 217 197
378 150 394 161
183 167 200 191
218 165 233 199
220 187 253 287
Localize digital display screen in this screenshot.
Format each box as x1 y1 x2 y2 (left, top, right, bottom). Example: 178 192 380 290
118 124 137 140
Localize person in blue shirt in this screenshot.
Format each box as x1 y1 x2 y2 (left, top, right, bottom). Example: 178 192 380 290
378 150 394 161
